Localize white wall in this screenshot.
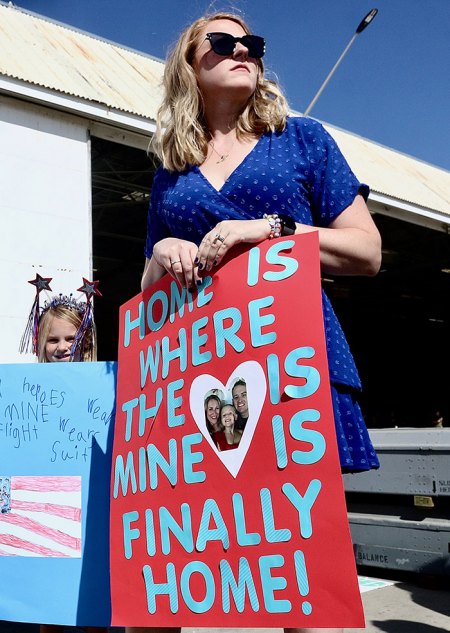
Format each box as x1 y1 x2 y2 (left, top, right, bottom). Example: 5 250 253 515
0 96 92 362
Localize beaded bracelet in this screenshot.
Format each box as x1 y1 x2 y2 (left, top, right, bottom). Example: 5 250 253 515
263 213 282 239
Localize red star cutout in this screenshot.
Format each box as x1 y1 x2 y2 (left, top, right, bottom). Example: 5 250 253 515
77 278 102 302
28 274 52 294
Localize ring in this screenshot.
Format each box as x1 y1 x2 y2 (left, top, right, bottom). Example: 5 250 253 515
170 260 181 266
214 234 225 243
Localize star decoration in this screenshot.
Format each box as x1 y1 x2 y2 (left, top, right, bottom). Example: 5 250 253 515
28 274 52 294
77 278 102 302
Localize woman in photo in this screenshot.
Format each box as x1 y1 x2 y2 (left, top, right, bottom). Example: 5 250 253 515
204 393 223 435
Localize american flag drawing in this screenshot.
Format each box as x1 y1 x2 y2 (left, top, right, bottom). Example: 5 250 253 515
0 476 82 557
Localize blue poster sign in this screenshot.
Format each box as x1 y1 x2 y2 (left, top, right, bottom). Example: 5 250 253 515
0 362 116 625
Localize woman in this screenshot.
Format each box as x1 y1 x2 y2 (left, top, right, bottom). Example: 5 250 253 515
204 393 223 434
214 403 242 451
138 11 381 633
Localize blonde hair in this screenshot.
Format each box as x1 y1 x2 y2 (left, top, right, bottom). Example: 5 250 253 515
155 12 289 172
221 403 238 419
38 305 97 363
204 394 223 433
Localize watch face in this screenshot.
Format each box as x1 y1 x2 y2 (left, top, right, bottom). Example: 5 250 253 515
278 214 296 236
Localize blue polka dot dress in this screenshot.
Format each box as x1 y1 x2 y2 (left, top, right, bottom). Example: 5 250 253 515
145 116 379 473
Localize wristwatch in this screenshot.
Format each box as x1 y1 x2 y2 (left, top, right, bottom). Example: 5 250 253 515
278 214 297 236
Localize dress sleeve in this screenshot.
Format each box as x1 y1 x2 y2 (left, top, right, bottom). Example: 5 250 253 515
295 118 369 227
144 167 172 258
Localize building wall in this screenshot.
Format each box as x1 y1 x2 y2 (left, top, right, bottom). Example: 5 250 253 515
0 95 92 362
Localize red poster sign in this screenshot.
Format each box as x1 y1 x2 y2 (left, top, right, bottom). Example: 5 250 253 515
110 233 364 628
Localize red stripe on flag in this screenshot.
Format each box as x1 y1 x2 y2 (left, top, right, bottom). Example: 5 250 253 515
12 500 81 521
1 513 81 551
0 534 72 557
12 476 81 492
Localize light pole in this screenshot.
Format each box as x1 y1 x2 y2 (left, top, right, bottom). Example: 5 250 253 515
303 8 378 117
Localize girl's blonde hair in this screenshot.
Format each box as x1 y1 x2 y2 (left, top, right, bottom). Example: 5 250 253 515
155 12 289 172
38 304 97 363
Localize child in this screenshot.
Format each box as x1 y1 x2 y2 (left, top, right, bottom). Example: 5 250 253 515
21 276 103 633
214 403 242 451
38 299 97 363
21 274 100 363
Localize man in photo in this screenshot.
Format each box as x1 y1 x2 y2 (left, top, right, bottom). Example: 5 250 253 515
232 379 249 431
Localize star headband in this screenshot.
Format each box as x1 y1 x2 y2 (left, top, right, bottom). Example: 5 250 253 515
20 274 102 359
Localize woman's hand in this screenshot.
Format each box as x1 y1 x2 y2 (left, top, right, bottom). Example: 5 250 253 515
196 219 270 271
141 237 200 291
154 237 201 289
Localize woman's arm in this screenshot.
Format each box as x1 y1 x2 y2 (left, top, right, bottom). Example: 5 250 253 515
143 195 381 290
194 195 380 277
295 194 382 276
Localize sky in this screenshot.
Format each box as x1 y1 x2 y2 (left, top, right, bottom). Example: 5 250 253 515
15 0 450 171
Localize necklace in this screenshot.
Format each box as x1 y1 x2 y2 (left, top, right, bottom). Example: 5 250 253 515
209 137 236 164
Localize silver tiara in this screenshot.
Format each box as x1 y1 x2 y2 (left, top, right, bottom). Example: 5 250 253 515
41 294 87 316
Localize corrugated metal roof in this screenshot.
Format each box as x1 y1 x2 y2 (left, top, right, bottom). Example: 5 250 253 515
1 2 449 217
0 2 164 118
325 125 450 217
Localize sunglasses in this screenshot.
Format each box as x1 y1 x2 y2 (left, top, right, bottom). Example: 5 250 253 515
205 32 266 59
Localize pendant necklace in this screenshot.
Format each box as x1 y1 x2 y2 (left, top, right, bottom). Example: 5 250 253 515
209 137 236 164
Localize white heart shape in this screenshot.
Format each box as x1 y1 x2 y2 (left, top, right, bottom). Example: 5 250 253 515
189 361 266 477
